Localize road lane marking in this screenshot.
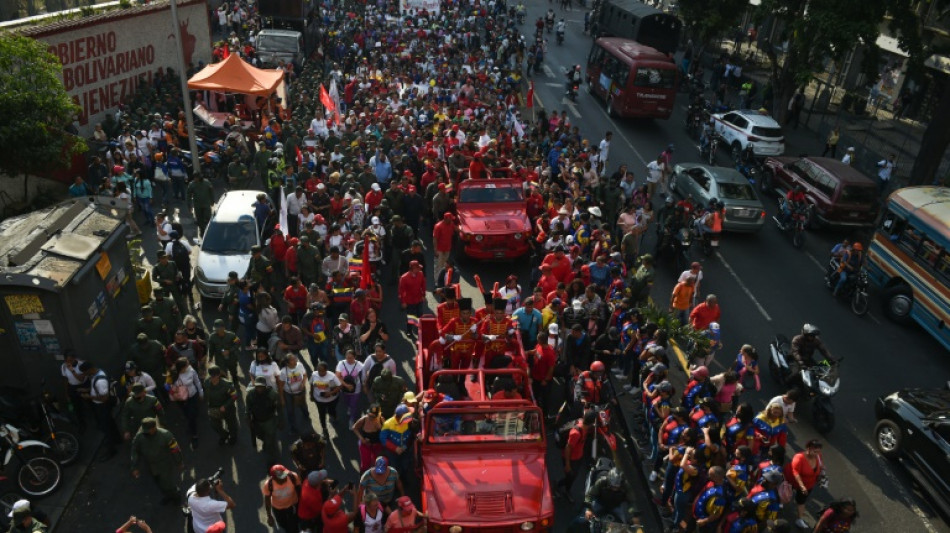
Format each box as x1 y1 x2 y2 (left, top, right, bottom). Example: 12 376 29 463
542 64 555 78
715 251 773 322
593 105 648 166
806 251 825 272
561 98 581 118
868 312 882 325
544 82 562 87
670 340 690 373
851 420 941 533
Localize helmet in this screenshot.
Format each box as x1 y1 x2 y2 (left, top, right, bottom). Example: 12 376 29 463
607 468 623 488
802 324 820 337
795 185 805 193
657 380 673 393
852 242 863 251
708 199 719 208
709 322 720 332
763 470 784 485
575 65 581 71
590 361 606 373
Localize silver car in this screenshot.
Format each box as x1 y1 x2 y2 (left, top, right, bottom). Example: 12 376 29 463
670 164 766 232
194 190 264 299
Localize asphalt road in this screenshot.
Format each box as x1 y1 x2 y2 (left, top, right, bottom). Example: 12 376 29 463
55 4 950 533
528 3 950 531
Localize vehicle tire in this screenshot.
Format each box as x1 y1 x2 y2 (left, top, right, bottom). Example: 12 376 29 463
17 456 60 498
768 355 784 385
812 404 835 434
874 419 902 460
851 290 870 317
607 98 616 117
50 432 80 466
792 229 805 248
882 285 913 324
587 79 594 95
731 142 742 163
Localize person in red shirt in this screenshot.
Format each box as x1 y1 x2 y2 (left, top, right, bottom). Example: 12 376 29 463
541 245 572 283
349 289 370 328
689 294 721 331
283 276 309 324
530 332 557 416
468 152 486 180
432 212 455 275
436 286 460 329
283 237 299 278
787 439 825 529
398 260 426 324
365 183 383 213
557 410 595 501
270 227 288 267
478 299 515 369
537 264 559 297
438 298 479 370
321 494 355 533
297 469 328 531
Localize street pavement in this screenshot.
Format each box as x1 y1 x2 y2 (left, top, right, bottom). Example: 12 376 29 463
51 3 950 532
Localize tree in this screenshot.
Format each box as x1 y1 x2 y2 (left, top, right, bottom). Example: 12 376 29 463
757 0 897 123
678 0 747 59
0 34 85 180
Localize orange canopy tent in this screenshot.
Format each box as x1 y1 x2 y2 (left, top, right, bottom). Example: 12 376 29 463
187 53 284 96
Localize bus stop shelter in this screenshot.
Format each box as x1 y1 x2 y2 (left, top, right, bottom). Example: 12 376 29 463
0 197 138 399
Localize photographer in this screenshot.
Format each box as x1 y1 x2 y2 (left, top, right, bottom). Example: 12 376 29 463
187 474 236 533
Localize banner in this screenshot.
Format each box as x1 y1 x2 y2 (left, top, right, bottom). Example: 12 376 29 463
399 0 440 14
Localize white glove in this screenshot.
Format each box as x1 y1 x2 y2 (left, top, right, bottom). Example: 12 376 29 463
470 324 478 332
439 337 447 345
452 335 462 342
487 335 498 341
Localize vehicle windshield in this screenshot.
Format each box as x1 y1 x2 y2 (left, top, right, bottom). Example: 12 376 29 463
632 67 676 89
257 35 299 52
427 409 542 443
839 185 877 205
201 219 258 254
751 126 783 139
717 182 756 201
458 186 524 204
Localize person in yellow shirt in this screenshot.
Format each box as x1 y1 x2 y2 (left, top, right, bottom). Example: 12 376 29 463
670 276 696 324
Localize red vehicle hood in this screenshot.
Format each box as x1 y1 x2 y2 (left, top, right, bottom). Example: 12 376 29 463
422 448 553 526
457 205 531 235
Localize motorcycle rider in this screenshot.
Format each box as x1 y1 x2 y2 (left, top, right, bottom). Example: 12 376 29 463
545 9 556 32
556 18 566 43
781 185 807 227
574 361 612 408
788 324 833 383
566 65 582 97
832 242 864 296
582 467 642 527
695 199 723 244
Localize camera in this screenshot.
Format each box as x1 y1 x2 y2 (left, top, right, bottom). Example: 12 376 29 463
208 467 225 486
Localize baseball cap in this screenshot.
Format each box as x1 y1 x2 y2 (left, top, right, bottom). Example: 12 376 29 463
7 499 29 518
691 366 709 379
371 216 380 224
548 323 559 334
397 495 415 511
269 465 289 480
374 456 389 474
254 376 268 387
403 391 418 404
308 469 328 486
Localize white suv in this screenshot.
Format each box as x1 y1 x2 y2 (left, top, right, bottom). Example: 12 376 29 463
712 109 785 160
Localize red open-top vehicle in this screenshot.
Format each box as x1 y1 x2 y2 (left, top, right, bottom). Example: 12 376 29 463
454 177 532 260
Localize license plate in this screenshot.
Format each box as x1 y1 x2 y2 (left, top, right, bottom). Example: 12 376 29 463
849 212 860 217
733 208 752 217
495 251 506 258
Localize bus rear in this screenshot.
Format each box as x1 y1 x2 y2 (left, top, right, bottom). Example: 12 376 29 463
867 186 950 351
586 38 677 119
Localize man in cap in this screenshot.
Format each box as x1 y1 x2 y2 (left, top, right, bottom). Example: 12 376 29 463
79 361 121 460
297 469 329 530
384 496 427 531
7 499 47 532
204 365 239 446
295 236 321 287
583 467 642 527
842 146 856 166
131 417 183 505
129 332 167 386
120 382 165 441
388 215 415 281
380 405 415 486
432 212 455 274
218 271 241 333
400 239 426 276
186 166 215 238
290 431 327 477
530 328 559 416
152 250 186 316
150 289 181 343
245 376 281 463
262 465 301 532
372 368 408 419
207 319 241 381
397 260 427 326
245 245 275 291
435 286 460 330
186 476 235 533
285 186 307 238
478 298 516 369
136 305 168 346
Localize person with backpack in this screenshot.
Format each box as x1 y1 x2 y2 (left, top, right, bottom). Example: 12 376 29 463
79 361 121 460
555 410 596 503
814 498 857 532
353 491 387 533
164 231 196 311
169 358 203 450
262 465 301 532
362 343 397 406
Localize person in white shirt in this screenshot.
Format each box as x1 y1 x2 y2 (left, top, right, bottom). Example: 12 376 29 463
769 389 799 423
310 112 330 139
646 156 665 197
876 153 896 193
187 477 235 533
61 351 88 430
598 131 612 176
280 354 310 434
336 349 365 425
477 128 492 148
310 362 342 436
285 187 307 238
841 147 855 166
678 262 704 304
249 349 282 392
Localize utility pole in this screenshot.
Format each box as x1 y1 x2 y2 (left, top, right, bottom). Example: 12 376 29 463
169 0 201 174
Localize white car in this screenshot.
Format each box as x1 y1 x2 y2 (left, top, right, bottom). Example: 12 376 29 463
712 109 785 160
194 190 265 299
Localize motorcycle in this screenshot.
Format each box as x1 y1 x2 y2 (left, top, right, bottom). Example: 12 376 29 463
772 199 808 248
0 424 61 497
564 69 580 102
699 135 719 166
556 28 565 45
768 335 841 434
0 384 79 466
545 14 555 33
698 228 720 257
517 10 525 24
825 260 870 316
576 457 640 533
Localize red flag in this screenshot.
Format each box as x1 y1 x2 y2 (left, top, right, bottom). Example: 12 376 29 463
526 81 534 109
319 84 336 125
295 146 303 168
360 235 371 289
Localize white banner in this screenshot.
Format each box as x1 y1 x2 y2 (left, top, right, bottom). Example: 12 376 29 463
399 0 440 15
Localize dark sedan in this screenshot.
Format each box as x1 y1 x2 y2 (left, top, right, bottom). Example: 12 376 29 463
875 386 950 517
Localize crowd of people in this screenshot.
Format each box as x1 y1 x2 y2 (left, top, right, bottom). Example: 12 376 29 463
44 0 870 531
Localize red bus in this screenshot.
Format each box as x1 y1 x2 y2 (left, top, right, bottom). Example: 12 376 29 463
586 37 678 119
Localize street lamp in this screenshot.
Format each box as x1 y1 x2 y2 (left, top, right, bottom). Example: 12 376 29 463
168 0 201 173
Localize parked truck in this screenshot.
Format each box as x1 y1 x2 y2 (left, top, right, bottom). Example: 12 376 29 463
256 0 321 67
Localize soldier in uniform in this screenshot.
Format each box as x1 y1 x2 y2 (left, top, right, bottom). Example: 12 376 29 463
207 319 242 382
120 383 165 441
204 365 239 446
136 306 168 347
130 333 167 388
478 298 516 369
435 286 460 330
437 298 480 370
186 172 215 238
218 271 242 333
152 251 186 318
245 376 280 464
245 245 275 292
130 418 184 505
152 291 182 345
295 236 321 287
371 368 408 419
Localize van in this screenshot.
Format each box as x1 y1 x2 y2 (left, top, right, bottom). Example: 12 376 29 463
194 190 263 299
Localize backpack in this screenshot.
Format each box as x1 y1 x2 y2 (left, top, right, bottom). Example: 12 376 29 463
92 373 121 403
171 240 191 273
366 356 391 386
554 419 582 449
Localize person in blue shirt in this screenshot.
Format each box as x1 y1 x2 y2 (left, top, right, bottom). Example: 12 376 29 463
587 255 611 288
511 298 543 351
373 151 392 189
68 176 92 198
132 171 155 225
693 466 727 532
253 193 272 235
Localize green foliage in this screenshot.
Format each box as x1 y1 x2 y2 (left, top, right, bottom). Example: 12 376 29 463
0 34 85 178
678 0 747 47
639 303 711 359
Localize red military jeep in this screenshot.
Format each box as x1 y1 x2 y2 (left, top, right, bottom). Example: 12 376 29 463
455 177 532 260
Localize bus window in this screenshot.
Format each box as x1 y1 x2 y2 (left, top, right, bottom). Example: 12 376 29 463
604 56 629 87
899 226 924 255
589 45 606 67
936 251 950 284
920 239 940 266
633 67 676 89
879 211 906 240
